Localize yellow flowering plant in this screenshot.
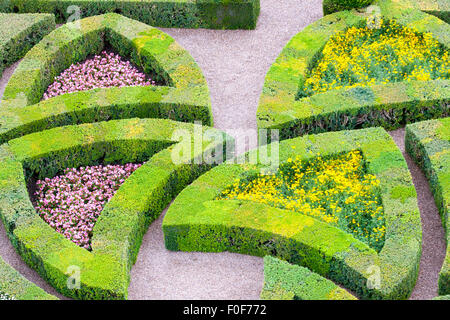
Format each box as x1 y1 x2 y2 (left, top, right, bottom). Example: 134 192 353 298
299 19 449 97
217 150 386 251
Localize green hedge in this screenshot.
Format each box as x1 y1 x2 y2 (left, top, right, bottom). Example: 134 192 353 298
433 294 450 300
0 256 58 300
405 117 450 296
0 13 55 78
261 256 357 300
258 0 449 140
0 0 260 29
163 127 422 299
0 13 213 144
323 0 449 23
323 0 374 15
393 0 449 23
0 118 232 299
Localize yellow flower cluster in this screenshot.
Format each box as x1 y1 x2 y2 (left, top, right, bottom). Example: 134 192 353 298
302 19 449 95
218 150 386 250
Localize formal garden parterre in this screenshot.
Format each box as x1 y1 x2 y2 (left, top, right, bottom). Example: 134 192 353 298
0 0 449 301
0 13 213 144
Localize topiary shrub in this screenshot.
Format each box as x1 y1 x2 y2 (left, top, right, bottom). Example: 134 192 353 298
405 117 450 296
0 13 213 144
163 127 422 299
0 118 233 299
261 256 357 300
0 0 260 29
323 0 374 15
0 256 58 300
258 0 449 140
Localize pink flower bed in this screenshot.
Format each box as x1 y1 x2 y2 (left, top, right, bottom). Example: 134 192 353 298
43 51 156 100
34 163 142 249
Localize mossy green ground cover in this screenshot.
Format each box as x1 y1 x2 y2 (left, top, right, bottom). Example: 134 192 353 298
258 0 449 140
163 127 421 299
406 117 450 296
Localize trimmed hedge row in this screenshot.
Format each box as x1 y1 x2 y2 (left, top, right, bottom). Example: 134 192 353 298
260 256 357 300
257 0 449 140
323 0 449 23
0 256 57 300
393 0 449 24
405 117 450 296
0 13 55 78
323 0 374 15
0 0 260 29
0 118 232 299
0 13 213 144
163 127 422 299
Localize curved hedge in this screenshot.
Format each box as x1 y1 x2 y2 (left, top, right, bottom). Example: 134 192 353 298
163 127 422 299
0 256 58 300
0 13 213 144
405 117 450 296
0 118 232 299
261 256 357 300
257 0 449 140
0 0 260 30
393 0 449 23
323 0 449 23
323 0 374 15
0 13 55 77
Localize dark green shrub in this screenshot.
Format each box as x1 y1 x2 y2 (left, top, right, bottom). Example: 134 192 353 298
0 0 260 29
323 0 374 15
0 13 55 77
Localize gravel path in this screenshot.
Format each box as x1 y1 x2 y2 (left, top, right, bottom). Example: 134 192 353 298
0 0 446 300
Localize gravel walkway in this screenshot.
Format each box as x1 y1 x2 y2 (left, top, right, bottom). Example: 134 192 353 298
0 0 446 300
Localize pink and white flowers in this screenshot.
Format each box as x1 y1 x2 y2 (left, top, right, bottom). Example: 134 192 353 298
43 51 156 100
34 163 142 249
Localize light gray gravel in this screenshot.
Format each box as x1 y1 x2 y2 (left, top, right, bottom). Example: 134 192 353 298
0 0 446 300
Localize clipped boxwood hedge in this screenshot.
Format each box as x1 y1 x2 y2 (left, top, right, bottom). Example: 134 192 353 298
0 256 58 300
258 0 449 140
394 0 449 24
0 118 232 299
261 256 357 300
323 0 374 15
0 13 213 144
0 0 260 29
323 0 449 23
163 127 422 299
405 117 450 296
0 13 55 77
